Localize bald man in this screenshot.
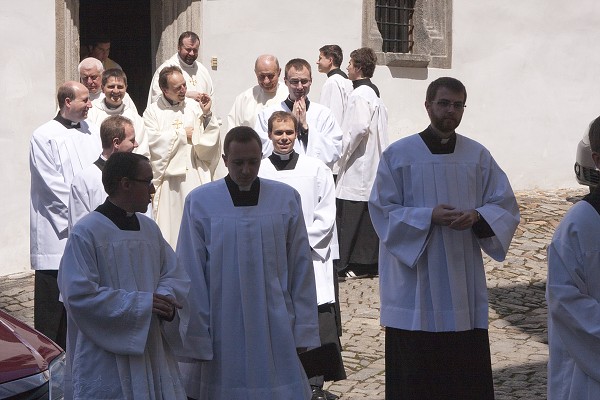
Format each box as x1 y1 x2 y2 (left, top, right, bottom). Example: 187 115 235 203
30 81 101 348
226 54 288 131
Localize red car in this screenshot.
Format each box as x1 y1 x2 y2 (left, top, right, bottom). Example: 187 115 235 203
0 309 65 399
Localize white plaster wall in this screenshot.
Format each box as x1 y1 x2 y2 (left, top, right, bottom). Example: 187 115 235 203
203 0 600 190
3 0 598 276
0 2 56 275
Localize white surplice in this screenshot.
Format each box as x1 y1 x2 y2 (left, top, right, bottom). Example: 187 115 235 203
226 82 288 131
29 120 101 269
369 133 520 332
87 97 150 158
259 153 337 305
547 198 600 400
68 162 104 230
58 211 189 400
143 96 221 248
336 84 389 201
254 100 342 170
148 53 214 106
176 178 320 400
319 72 352 128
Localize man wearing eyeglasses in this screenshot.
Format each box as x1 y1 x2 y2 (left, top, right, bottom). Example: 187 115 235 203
227 54 288 131
58 152 189 400
255 58 342 171
369 77 520 399
335 47 389 280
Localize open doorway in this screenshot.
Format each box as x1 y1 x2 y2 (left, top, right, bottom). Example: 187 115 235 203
79 0 152 113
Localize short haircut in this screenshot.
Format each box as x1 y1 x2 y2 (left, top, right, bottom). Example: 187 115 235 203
284 58 311 80
78 57 103 74
88 34 111 47
223 126 262 156
268 111 298 134
178 31 200 47
100 115 133 150
319 45 344 67
102 68 127 87
589 116 600 153
426 77 468 104
158 66 183 90
57 83 77 111
102 152 149 196
350 47 377 78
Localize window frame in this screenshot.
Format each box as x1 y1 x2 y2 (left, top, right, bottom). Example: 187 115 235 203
362 0 453 68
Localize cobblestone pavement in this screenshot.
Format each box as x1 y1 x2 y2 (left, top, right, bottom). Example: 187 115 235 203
0 189 587 399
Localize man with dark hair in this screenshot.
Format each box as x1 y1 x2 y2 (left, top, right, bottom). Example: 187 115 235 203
369 77 520 399
227 54 287 130
30 81 101 348
87 68 148 158
68 115 138 229
317 45 352 129
148 31 214 106
259 111 346 400
86 34 122 70
547 116 600 399
177 126 320 400
255 58 342 170
58 152 189 400
144 65 220 248
336 47 388 278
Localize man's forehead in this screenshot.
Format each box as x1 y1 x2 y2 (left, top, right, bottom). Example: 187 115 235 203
272 119 295 130
287 67 310 78
180 38 199 49
105 77 126 86
80 66 100 76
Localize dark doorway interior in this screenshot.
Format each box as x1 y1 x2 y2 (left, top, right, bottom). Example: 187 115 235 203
80 0 152 113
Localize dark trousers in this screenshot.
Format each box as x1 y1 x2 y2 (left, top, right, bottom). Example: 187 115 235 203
34 270 67 349
385 327 495 400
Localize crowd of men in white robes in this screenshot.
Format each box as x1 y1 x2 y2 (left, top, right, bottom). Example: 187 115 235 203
38 28 600 400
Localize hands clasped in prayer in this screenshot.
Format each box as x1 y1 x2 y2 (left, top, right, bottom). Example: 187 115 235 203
431 204 479 230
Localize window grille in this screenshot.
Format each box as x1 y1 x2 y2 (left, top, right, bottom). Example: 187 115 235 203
375 0 416 53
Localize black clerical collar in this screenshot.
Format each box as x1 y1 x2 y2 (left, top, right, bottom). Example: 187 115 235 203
225 175 260 207
583 186 600 216
268 151 299 171
94 155 107 171
327 68 348 79
419 126 457 154
95 199 140 231
54 113 81 129
352 78 380 98
284 96 311 112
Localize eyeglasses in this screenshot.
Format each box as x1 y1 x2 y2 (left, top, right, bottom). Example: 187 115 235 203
433 100 466 110
127 178 154 188
287 79 311 86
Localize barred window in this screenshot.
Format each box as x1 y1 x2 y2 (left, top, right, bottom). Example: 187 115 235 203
375 0 416 54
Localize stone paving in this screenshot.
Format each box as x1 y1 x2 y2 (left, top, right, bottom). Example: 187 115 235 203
0 188 587 399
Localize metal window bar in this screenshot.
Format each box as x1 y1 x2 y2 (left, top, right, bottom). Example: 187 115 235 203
375 0 416 53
